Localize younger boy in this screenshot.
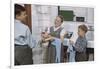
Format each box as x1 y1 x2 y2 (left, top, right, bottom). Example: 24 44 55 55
74 24 88 62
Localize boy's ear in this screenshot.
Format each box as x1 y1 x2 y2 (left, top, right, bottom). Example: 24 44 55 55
16 14 20 18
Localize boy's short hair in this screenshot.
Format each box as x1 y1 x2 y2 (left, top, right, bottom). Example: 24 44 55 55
57 15 64 23
15 4 26 18
78 24 88 33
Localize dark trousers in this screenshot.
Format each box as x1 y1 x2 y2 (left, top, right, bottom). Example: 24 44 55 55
61 45 68 62
15 45 33 65
75 51 87 62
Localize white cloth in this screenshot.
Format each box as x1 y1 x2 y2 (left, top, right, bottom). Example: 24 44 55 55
62 38 75 62
63 38 70 46
14 19 36 48
51 38 62 63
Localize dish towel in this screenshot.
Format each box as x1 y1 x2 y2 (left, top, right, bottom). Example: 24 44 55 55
63 38 75 62
67 42 75 62
51 38 62 63
68 46 75 62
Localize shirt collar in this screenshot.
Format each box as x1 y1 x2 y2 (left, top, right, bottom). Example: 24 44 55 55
53 26 62 31
15 19 22 23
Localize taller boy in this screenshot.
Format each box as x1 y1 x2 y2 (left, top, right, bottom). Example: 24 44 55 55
14 4 36 65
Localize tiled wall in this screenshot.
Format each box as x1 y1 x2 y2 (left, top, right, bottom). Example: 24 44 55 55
31 5 58 41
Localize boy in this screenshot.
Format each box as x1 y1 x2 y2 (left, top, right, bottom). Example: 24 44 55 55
14 4 36 65
74 24 88 62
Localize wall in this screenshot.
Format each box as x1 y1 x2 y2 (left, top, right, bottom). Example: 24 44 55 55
31 5 58 40
60 6 94 23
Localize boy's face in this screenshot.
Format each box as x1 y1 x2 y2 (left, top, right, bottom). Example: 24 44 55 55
54 16 62 27
78 28 85 37
16 11 27 22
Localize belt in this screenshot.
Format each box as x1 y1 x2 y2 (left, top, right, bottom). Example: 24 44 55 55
15 44 28 47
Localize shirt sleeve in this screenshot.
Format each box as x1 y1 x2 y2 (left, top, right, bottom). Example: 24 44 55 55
60 28 66 37
47 27 50 34
26 27 36 48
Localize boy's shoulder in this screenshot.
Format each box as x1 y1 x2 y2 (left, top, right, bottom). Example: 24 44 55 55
77 36 87 42
16 20 29 28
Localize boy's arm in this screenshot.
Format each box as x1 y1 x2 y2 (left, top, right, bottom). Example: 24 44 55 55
26 27 36 48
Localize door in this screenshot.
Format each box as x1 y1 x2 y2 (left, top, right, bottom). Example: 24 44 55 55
24 4 32 32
